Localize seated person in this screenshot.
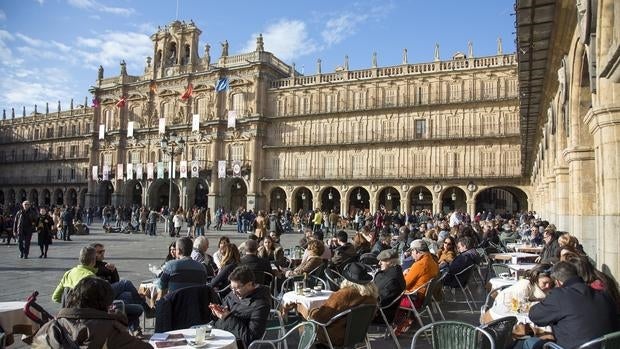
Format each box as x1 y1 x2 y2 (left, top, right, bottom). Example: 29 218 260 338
484 263 554 323
191 236 218 277
403 239 439 307
437 236 457 271
163 241 176 265
257 235 287 269
286 239 325 277
444 236 480 288
210 266 271 348
329 230 357 269
156 237 207 294
374 249 406 322
52 247 97 303
33 276 152 348
213 236 231 269
308 262 378 347
352 230 371 255
239 239 273 285
208 243 241 291
370 230 392 256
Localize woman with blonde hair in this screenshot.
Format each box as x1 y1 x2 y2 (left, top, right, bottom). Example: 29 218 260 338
208 243 240 291
286 239 324 277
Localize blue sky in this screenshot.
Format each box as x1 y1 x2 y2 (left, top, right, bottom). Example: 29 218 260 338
0 0 516 116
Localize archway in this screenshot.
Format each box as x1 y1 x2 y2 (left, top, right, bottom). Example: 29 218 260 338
230 179 247 211
377 186 400 211
67 188 78 206
124 180 143 206
19 189 27 203
29 189 39 206
475 186 528 218
42 189 51 206
347 187 370 216
270 187 287 212
79 189 87 207
98 181 114 206
148 179 180 211
53 189 64 206
0 191 4 205
193 180 209 208
8 189 15 205
293 187 313 214
441 187 467 213
320 187 340 212
409 186 432 212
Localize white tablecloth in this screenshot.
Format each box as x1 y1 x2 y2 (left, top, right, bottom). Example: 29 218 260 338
281 290 333 310
149 328 237 349
488 277 517 290
0 301 39 345
490 252 540 262
507 263 538 272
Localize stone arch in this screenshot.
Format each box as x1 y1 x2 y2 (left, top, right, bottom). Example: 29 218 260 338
123 180 143 206
148 179 180 211
18 189 27 203
292 186 313 213
187 177 209 209
474 186 528 218
7 189 15 205
409 186 433 212
97 181 114 206
67 188 78 206
440 186 467 214
376 186 400 211
29 188 39 206
347 186 370 215
269 187 287 212
42 189 51 206
53 188 64 206
318 186 340 212
227 178 247 211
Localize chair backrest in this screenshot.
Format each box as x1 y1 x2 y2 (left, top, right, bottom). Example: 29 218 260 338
308 261 327 280
296 321 318 349
339 303 378 347
419 276 441 309
542 343 565 349
155 285 216 332
454 264 476 287
324 267 343 291
411 320 495 349
359 253 379 267
577 330 620 349
480 285 511 324
491 263 512 278
479 316 517 349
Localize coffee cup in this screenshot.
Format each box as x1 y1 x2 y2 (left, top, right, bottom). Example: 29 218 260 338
195 326 207 343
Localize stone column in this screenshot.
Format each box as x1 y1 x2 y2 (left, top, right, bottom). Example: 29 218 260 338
246 134 262 211
400 197 408 215
207 141 221 210
545 175 557 225
554 166 570 232
466 199 475 218
586 106 620 277
369 191 377 213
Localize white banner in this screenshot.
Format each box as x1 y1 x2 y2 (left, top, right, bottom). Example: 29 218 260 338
99 124 105 140
103 165 110 180
191 160 199 178
127 121 134 138
92 165 98 180
192 114 200 132
232 160 241 177
117 164 123 180
180 160 187 178
157 162 164 179
136 163 143 180
126 163 134 180
227 110 237 128
147 163 154 180
218 160 227 179
158 118 166 134
169 161 175 179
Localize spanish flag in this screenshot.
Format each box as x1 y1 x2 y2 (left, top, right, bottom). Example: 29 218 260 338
115 96 126 108
180 83 193 101
149 81 158 94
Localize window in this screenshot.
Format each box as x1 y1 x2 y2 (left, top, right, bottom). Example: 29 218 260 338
300 97 310 114
482 152 496 175
196 97 209 120
271 158 280 178
21 149 26 161
34 129 40 139
57 146 64 158
296 157 308 177
446 152 460 176
71 125 76 136
103 153 112 166
414 120 426 138
483 114 495 135
130 151 141 163
483 80 496 99
57 168 63 180
326 94 337 113
352 155 365 177
232 93 245 116
414 153 426 175
46 127 53 138
448 117 460 136
382 154 394 176
231 144 244 162
324 156 337 177
47 168 52 181
353 91 366 110
34 148 38 159
83 145 89 157
58 126 64 137
70 168 76 180
70 145 77 158
10 149 15 161
450 83 461 102
385 88 396 107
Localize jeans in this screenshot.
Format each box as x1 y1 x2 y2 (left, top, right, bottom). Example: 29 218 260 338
61 225 72 241
195 226 204 236
18 232 33 257
237 220 243 233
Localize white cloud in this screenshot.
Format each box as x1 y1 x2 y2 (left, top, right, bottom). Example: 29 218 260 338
242 19 318 62
321 13 367 46
67 0 134 16
0 10 7 21
15 32 44 47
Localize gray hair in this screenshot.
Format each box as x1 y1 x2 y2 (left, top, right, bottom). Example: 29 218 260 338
193 236 209 252
79 247 97 266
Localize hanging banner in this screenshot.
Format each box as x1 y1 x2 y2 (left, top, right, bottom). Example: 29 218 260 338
227 110 237 128
103 165 110 180
218 160 227 179
232 160 241 177
147 162 154 180
136 163 143 180
180 160 188 178
117 164 124 180
169 161 175 179
158 118 166 134
126 163 134 180
192 114 200 132
157 162 164 179
127 121 134 138
191 160 199 178
99 124 105 140
92 165 98 180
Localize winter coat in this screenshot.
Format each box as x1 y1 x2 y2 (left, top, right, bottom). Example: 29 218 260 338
215 285 271 348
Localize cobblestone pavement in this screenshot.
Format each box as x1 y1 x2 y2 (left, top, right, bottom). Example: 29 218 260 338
0 220 482 348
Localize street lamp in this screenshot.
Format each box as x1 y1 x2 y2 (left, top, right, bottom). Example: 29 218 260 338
356 189 362 201
160 132 185 232
451 189 457 201
301 192 307 200
328 189 333 200
418 190 424 201
386 190 392 201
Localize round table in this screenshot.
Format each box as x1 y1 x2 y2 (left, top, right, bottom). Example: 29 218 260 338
488 276 517 290
0 301 39 346
149 328 237 349
281 290 333 311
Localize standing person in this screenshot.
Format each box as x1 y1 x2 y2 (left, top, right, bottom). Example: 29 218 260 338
194 207 205 237
60 206 74 241
13 200 38 259
172 209 184 237
147 208 158 236
312 208 323 233
36 207 54 258
328 210 339 238
254 211 267 239
205 208 212 231
139 206 148 234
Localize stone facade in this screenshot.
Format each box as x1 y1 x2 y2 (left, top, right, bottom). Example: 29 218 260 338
0 20 525 219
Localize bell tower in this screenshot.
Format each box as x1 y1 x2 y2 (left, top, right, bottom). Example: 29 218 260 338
149 20 202 79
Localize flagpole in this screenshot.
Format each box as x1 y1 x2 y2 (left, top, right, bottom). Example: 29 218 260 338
176 0 179 20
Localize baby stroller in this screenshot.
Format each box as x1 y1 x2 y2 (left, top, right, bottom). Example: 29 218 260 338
23 291 54 326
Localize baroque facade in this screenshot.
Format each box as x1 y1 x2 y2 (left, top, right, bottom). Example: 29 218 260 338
516 0 620 277
0 20 524 220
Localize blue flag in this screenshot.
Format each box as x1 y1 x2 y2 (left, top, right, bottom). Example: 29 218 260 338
215 77 229 92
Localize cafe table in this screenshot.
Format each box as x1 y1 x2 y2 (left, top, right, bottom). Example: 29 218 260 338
138 281 161 308
488 276 518 290
488 299 552 334
281 290 333 319
0 301 39 346
489 252 539 263
506 243 544 254
149 328 237 349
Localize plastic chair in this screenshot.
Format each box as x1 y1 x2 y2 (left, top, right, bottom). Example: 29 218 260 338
577 330 620 348
410 320 495 349
479 316 517 349
250 321 317 349
309 303 377 349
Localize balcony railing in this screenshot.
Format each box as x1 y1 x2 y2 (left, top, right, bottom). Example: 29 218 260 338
0 175 88 185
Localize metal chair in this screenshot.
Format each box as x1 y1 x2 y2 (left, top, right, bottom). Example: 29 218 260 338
479 284 510 324
399 278 436 329
410 320 495 349
491 263 512 278
542 343 564 349
324 267 343 291
250 321 317 349
309 303 377 349
577 330 620 348
445 264 479 312
377 292 404 349
479 316 517 349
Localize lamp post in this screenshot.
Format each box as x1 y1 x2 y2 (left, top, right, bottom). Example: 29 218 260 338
160 132 185 234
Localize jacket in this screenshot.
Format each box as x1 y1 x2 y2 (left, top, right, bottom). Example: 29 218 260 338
155 285 218 333
52 265 97 303
13 208 37 236
330 243 357 268
292 255 324 276
540 239 560 264
529 277 619 349
445 248 480 288
240 254 272 285
215 285 271 348
308 287 377 347
32 308 152 349
404 252 439 298
374 264 406 321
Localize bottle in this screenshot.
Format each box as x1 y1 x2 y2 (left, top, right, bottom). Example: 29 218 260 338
303 272 308 289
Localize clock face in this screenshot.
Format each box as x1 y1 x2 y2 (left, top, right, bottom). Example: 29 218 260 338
467 183 477 192
433 184 442 193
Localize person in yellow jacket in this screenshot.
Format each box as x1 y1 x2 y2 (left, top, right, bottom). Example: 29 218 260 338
312 208 323 233
52 246 97 303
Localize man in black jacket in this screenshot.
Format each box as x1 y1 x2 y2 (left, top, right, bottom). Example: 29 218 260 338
374 249 405 322
239 239 272 285
526 262 619 349
329 230 357 269
13 200 37 259
210 266 271 348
